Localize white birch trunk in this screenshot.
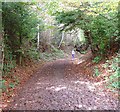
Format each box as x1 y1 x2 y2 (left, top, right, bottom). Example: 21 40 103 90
37 25 40 50
0 33 4 75
58 31 64 48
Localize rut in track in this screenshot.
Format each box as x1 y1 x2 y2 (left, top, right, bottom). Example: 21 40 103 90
5 59 119 110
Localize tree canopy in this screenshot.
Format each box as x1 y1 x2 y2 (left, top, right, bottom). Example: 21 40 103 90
55 2 119 56
2 1 120 75
2 2 41 74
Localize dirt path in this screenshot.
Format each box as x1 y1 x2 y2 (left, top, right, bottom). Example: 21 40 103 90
4 58 119 110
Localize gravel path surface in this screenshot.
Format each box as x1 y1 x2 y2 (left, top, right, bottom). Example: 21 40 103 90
5 59 119 110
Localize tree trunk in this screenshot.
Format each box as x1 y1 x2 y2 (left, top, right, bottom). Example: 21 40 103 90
84 30 100 56
19 32 22 65
0 33 4 76
84 31 93 50
37 25 40 50
58 31 64 48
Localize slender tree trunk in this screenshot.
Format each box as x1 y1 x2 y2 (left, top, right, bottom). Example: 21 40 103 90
37 25 40 50
0 2 3 76
58 31 64 48
118 2 120 36
84 30 94 51
19 32 22 65
0 33 3 108
0 33 4 76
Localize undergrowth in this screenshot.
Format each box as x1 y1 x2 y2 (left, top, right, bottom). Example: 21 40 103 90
103 53 120 90
40 48 64 61
92 56 102 64
93 67 100 77
108 53 120 90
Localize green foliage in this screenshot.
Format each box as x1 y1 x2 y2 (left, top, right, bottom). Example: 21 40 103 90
3 44 16 75
79 51 87 54
55 2 119 57
27 48 40 60
9 83 15 88
92 56 102 63
103 53 120 89
93 67 100 77
55 9 84 31
1 77 19 92
111 81 120 89
2 2 43 75
108 54 120 89
40 48 64 61
51 48 64 58
2 2 39 63
118 1 120 36
0 80 6 92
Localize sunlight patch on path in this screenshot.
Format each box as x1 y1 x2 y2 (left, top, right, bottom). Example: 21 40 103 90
72 80 106 87
70 58 85 65
71 80 96 92
71 80 106 92
46 85 67 92
72 80 90 84
36 82 49 85
75 104 97 110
